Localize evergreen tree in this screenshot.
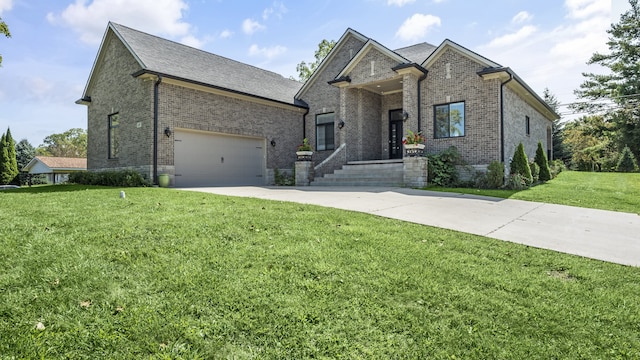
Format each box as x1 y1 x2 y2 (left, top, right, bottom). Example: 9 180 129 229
535 141 552 182
510 143 532 185
0 132 5 182
543 88 569 162
0 128 18 184
16 139 38 185
573 0 640 160
616 146 639 172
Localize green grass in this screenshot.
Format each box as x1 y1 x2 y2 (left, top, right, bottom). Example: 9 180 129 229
1 185 639 359
429 171 640 214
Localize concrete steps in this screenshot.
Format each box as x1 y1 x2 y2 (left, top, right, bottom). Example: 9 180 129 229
311 160 404 186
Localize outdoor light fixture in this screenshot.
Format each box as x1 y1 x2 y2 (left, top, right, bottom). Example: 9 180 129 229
338 120 345 129
270 139 276 147
164 127 172 137
402 111 409 121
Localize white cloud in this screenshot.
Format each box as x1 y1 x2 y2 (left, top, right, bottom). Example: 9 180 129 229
180 35 204 48
0 0 12 15
395 13 441 42
512 11 533 24
477 0 610 113
263 2 287 20
46 0 202 46
387 0 416 6
485 25 537 48
248 44 286 59
242 18 265 35
565 0 610 19
220 29 233 39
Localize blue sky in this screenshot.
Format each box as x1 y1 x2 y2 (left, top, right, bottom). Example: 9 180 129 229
0 0 626 146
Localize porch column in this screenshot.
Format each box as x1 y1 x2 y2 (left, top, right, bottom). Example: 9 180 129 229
401 73 419 135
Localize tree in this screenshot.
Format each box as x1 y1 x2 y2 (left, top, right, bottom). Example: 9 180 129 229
616 145 639 172
294 39 336 82
563 115 618 171
543 88 569 162
0 16 10 66
37 128 87 157
573 0 640 159
510 142 532 185
0 128 18 184
534 141 552 182
15 139 35 170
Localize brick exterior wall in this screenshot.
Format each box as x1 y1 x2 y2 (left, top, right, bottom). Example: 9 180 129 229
503 86 553 167
423 48 502 166
85 32 154 179
158 83 303 182
298 35 366 165
84 32 304 185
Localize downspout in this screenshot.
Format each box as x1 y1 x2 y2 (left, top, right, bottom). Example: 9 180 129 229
500 73 513 163
417 71 427 131
302 107 309 140
153 75 162 185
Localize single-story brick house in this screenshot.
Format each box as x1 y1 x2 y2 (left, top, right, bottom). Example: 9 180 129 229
22 156 87 184
77 22 557 187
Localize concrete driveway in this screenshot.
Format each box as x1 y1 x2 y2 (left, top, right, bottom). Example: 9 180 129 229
180 186 640 267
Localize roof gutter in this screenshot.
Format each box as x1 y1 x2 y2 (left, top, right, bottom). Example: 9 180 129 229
153 74 162 186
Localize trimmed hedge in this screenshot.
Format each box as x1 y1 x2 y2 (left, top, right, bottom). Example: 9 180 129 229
510 143 532 185
534 141 552 182
68 170 150 187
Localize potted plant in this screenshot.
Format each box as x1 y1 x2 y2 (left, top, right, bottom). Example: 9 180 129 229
403 130 425 156
296 138 313 161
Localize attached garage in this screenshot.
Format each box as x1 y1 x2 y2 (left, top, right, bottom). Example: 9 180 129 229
174 129 265 187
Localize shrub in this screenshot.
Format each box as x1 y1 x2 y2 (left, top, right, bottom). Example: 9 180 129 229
534 141 552 182
510 143 532 185
69 170 149 187
274 168 294 186
506 173 528 190
550 159 566 178
616 146 639 172
427 146 463 187
486 161 504 188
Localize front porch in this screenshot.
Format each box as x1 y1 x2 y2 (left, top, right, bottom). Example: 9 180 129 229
295 157 428 188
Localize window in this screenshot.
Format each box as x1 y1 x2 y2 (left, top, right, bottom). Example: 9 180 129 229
316 113 335 151
525 116 531 136
434 102 465 138
108 113 120 158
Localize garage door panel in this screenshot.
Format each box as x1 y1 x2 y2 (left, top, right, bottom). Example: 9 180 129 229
174 130 265 187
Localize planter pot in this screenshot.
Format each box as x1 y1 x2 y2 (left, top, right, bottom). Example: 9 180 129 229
404 143 425 157
296 151 313 161
158 174 170 187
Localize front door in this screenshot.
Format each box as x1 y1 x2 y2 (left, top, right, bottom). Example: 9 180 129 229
389 109 404 159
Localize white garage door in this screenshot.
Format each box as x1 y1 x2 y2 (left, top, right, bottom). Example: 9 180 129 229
174 129 265 187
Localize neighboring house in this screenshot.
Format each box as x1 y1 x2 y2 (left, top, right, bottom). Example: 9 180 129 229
22 156 87 184
77 23 557 187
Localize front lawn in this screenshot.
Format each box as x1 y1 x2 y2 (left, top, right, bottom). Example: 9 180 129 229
429 171 640 214
1 186 639 358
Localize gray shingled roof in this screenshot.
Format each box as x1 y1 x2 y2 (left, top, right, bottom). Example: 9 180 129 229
110 23 304 107
394 42 438 64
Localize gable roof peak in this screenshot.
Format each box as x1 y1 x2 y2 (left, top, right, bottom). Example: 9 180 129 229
84 22 304 107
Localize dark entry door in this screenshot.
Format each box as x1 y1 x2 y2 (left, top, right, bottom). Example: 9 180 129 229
389 109 404 159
